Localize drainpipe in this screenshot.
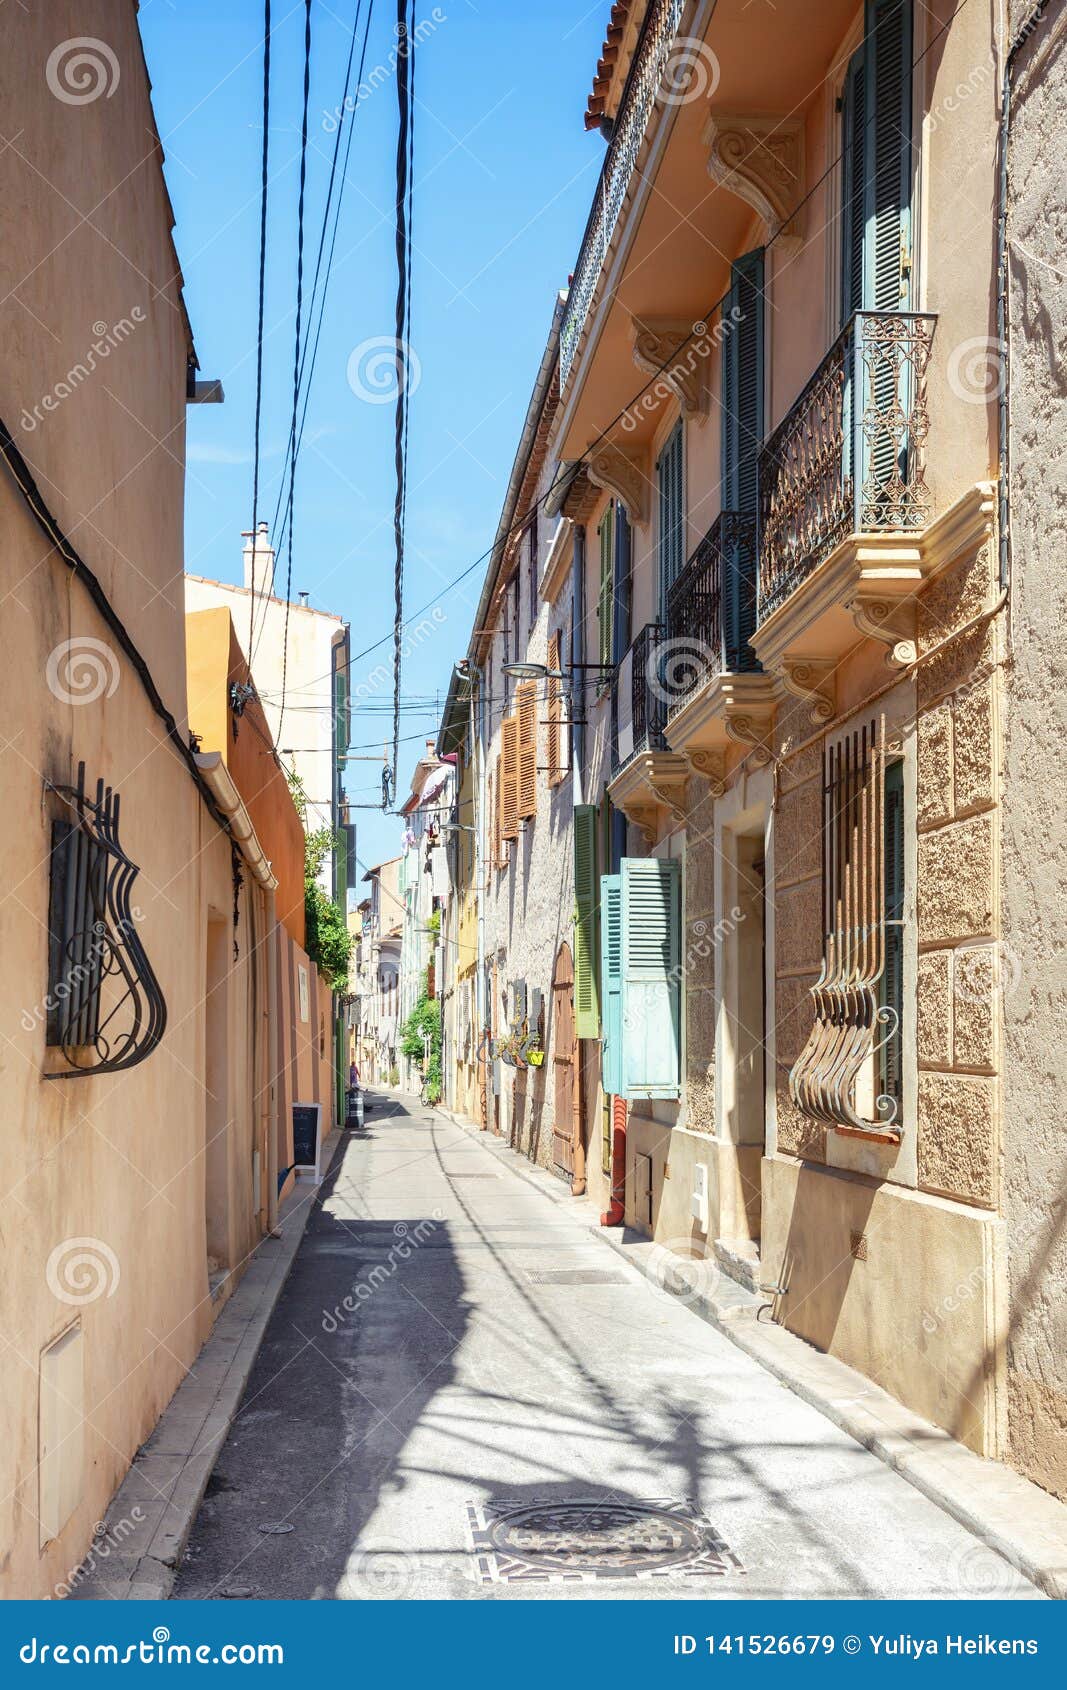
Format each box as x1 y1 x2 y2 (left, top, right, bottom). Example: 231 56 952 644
996 0 1051 593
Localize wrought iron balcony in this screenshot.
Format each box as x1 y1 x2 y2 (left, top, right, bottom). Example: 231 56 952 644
611 622 668 773
560 0 685 387
757 311 936 622
665 512 760 708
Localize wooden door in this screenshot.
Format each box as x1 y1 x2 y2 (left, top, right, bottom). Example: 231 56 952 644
551 942 576 1177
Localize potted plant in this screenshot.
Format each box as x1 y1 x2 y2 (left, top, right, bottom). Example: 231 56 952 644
525 1034 545 1068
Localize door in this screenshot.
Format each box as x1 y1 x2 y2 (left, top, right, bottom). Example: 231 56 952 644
551 942 576 1178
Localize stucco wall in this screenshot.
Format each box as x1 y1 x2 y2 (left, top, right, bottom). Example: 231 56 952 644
1000 4 1067 1501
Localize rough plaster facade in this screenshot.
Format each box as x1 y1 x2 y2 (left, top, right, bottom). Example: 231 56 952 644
1000 2 1067 1501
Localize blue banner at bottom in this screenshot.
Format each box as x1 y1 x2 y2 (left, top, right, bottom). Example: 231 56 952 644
2 1601 1060 1684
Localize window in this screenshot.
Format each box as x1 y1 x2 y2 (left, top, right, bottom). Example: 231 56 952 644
597 501 615 673
612 504 632 661
789 717 905 1137
617 857 682 1100
657 422 685 617
840 0 913 320
546 630 568 786
572 804 599 1038
721 249 765 668
45 764 166 1076
528 515 538 621
516 681 537 819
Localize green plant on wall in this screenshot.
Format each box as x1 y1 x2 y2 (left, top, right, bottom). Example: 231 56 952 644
287 765 353 991
400 971 443 1104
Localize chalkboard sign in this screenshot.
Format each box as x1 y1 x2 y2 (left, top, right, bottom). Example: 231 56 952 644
292 1102 320 1172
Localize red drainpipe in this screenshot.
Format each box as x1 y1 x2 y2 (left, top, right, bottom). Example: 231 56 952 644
600 1094 626 1226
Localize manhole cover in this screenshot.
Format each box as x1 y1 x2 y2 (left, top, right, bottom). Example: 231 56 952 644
466 1498 743 1584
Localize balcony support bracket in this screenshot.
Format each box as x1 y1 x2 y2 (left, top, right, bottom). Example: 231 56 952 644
780 657 837 724
848 593 918 668
608 751 690 846
585 442 650 524
686 748 727 799
632 318 709 419
704 113 805 250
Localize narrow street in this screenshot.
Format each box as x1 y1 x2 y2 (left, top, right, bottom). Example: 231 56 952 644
173 1096 1042 1602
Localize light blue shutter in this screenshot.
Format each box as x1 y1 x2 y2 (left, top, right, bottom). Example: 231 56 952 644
840 47 866 323
657 423 684 617
865 0 913 313
619 857 681 1099
600 874 622 1096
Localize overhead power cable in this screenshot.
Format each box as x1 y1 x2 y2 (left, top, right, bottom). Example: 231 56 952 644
388 0 416 808
277 0 314 742
248 0 272 658
265 0 375 567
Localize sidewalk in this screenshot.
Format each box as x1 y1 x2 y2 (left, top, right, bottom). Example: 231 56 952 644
69 1132 342 1601
437 1108 1067 1602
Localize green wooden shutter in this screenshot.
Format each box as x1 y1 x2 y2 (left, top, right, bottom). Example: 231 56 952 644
880 758 905 1116
597 504 614 672
657 423 684 617
619 856 681 1099
721 250 764 667
599 874 622 1095
865 0 912 312
573 804 599 1038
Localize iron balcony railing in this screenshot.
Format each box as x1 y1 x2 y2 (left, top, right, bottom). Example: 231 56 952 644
611 622 668 774
757 311 937 621
560 0 686 387
665 511 760 708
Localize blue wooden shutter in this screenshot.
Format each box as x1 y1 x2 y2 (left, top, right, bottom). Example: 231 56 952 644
573 805 599 1038
600 874 622 1096
865 0 913 312
619 857 681 1099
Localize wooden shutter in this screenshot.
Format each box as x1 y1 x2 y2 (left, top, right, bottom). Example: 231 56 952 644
840 46 866 322
517 681 537 818
619 857 681 1099
880 757 905 1114
597 503 614 671
865 0 912 312
501 716 519 839
546 631 562 784
599 873 623 1096
573 804 599 1038
657 424 684 614
612 507 632 660
721 251 765 515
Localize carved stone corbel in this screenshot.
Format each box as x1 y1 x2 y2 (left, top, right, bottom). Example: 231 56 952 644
849 596 918 667
631 318 709 419
704 113 805 249
585 442 650 525
686 748 727 799
780 658 836 724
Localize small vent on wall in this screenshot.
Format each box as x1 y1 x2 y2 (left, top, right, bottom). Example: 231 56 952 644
849 1231 869 1262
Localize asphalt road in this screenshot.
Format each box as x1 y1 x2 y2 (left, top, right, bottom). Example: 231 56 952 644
173 1094 1042 1601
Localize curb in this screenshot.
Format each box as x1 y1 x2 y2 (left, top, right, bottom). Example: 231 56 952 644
439 1108 1067 1601
70 1130 345 1601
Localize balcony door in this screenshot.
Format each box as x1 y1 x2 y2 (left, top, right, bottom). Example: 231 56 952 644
721 249 764 670
840 0 913 321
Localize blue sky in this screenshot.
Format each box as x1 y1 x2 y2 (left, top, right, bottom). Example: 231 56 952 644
140 0 608 874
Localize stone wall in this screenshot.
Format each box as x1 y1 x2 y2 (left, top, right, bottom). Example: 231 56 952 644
1000 2 1067 1502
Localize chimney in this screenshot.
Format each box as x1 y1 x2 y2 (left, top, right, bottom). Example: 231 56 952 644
242 521 275 597
298 590 310 607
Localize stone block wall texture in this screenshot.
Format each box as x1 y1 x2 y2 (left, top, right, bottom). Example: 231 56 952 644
1000 5 1067 1503
914 543 1001 1211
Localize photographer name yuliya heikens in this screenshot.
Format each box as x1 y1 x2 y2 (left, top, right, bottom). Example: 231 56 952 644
675 1634 1040 1657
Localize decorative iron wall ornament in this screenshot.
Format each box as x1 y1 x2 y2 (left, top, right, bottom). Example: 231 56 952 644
45 763 166 1078
788 717 901 1139
758 311 936 619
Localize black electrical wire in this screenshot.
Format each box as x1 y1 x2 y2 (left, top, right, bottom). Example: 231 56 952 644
265 0 374 569
248 0 272 657
0 419 234 841
277 0 314 742
389 0 415 809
